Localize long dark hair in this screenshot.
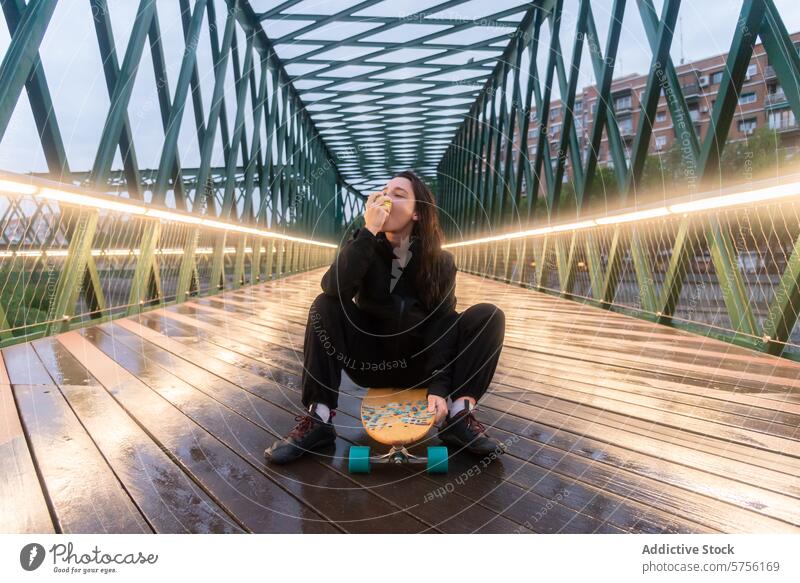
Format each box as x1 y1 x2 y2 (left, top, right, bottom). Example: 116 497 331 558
394 170 449 311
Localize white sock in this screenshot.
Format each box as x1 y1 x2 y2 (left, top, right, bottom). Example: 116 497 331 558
310 402 331 423
449 398 472 417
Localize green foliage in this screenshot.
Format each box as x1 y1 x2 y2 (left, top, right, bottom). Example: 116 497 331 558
0 267 57 336
719 126 782 180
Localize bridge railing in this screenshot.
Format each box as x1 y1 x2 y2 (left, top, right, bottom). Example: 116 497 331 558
0 173 336 346
445 176 800 361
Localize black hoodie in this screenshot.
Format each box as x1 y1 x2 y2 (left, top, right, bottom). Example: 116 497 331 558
320 226 459 398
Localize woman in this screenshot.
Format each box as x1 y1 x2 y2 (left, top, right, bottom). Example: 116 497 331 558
264 170 506 465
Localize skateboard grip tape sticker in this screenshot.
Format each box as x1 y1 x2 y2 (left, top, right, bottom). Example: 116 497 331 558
362 399 434 430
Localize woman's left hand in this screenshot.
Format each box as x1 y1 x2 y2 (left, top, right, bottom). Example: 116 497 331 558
427 394 448 426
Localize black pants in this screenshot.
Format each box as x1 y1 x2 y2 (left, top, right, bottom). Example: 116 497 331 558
300 293 506 410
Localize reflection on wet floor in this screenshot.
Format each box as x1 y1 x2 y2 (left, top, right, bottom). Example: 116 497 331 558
2 268 800 533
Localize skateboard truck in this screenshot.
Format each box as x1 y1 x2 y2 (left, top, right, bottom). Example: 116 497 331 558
348 444 448 474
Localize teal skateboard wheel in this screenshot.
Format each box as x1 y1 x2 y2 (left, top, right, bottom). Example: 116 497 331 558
348 446 371 473
426 446 448 474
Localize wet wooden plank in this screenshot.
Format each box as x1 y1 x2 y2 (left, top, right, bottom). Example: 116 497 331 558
31 338 246 534
465 284 800 393
3 343 55 385
163 299 704 534
136 304 699 534
192 295 800 478
223 274 800 533
110 318 534 534
57 331 342 534
0 350 55 533
256 291 799 433
6 265 798 534
171 293 792 534
200 291 800 426
4 343 150 532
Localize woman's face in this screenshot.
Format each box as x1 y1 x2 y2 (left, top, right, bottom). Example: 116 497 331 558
380 176 416 233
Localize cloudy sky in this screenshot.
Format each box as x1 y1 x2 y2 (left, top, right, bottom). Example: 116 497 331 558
0 0 797 179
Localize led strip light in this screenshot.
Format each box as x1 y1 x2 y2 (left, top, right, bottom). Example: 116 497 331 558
442 179 800 249
0 174 338 249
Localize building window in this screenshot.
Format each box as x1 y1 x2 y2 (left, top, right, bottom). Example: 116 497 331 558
574 100 583 113
655 135 667 150
618 116 633 133
549 123 561 137
738 117 757 134
614 95 632 110
550 107 560 119
768 108 796 130
745 63 758 79
711 70 724 85
655 110 667 122
738 92 756 105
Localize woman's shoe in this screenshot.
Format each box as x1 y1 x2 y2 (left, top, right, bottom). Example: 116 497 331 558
437 407 506 457
264 410 337 464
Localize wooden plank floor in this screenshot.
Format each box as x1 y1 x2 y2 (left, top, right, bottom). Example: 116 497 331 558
1 267 799 533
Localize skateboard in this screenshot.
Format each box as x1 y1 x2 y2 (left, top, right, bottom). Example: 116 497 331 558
348 387 448 474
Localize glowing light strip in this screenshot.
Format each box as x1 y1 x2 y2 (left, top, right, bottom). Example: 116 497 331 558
0 247 275 259
443 179 800 248
0 175 337 249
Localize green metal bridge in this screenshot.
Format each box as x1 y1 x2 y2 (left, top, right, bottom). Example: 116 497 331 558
1 0 799 534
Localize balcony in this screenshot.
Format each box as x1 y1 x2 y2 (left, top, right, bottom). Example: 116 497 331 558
682 83 701 100
765 65 777 79
765 90 788 109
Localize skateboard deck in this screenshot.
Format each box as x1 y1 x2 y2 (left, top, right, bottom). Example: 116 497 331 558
360 387 435 446
349 387 447 473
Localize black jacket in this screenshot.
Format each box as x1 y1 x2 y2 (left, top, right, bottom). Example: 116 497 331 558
320 227 459 398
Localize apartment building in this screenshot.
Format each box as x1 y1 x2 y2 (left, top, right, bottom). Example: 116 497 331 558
515 31 800 183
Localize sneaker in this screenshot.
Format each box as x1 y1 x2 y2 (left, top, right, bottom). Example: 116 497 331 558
437 407 506 456
264 409 337 464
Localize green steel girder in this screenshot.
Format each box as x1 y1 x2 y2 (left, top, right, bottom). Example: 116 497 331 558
582 0 627 205
91 0 145 200
0 0 57 141
584 230 605 301
2 0 800 361
707 217 758 337
46 210 99 336
698 0 768 187
761 231 800 356
549 0 589 216
624 0 768 326
528 0 564 221
0 0 354 347
1 0 69 178
623 0 682 200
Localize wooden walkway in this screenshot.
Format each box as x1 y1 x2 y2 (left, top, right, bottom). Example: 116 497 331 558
2 268 800 533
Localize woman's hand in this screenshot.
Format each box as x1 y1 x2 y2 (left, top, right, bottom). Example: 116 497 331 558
364 189 391 235
427 394 448 426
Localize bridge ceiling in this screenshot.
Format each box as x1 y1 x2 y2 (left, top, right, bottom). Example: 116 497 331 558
249 0 536 193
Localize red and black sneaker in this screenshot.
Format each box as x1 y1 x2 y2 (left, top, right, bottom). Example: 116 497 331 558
264 408 337 464
438 406 506 457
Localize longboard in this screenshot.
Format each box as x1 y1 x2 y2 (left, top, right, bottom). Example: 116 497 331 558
348 387 448 474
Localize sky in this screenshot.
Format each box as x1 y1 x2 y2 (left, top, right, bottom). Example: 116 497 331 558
0 0 798 181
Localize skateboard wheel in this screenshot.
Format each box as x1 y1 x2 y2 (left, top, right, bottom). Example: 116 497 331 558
426 446 448 474
348 446 371 473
